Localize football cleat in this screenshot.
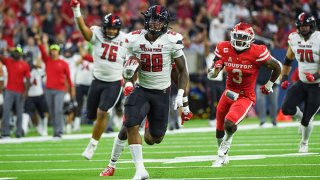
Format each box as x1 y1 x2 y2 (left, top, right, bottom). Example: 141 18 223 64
82 143 97 160
299 142 308 153
212 155 229 167
99 166 115 176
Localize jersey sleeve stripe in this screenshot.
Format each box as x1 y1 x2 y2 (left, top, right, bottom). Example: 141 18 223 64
214 51 222 58
258 49 269 57
256 53 270 61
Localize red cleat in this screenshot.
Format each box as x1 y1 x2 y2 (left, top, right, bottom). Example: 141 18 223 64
99 166 115 176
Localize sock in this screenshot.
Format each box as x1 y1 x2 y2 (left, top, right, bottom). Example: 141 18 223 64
225 133 233 144
294 107 303 122
108 136 126 168
301 124 313 144
217 137 224 147
90 138 99 146
129 144 145 171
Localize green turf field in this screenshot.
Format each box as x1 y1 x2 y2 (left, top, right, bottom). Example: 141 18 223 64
0 118 320 180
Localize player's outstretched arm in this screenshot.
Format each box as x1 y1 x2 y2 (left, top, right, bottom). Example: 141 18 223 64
70 0 93 41
208 56 223 79
173 55 189 110
280 46 295 89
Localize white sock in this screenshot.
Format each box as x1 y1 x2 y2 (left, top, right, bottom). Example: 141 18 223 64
73 117 81 130
225 133 233 144
108 136 126 168
90 138 99 146
301 124 313 144
129 144 145 171
295 107 303 121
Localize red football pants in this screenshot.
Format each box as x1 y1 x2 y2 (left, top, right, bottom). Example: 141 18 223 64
216 91 253 131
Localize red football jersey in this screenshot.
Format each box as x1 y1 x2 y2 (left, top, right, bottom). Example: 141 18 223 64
214 41 271 102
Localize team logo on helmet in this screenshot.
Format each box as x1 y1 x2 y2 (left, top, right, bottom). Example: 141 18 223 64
296 12 316 38
102 13 122 39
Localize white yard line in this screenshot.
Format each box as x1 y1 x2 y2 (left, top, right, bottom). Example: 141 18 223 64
1 121 319 144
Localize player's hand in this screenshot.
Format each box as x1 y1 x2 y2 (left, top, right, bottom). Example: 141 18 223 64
123 82 134 96
304 72 315 82
174 89 184 110
70 0 80 8
280 75 290 89
123 56 140 79
181 106 193 125
213 60 223 69
260 85 273 94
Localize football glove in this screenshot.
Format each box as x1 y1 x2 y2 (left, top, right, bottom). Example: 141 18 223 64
174 89 184 110
260 80 274 94
123 82 134 96
123 57 139 79
70 0 81 17
280 75 290 89
181 106 193 125
304 72 320 82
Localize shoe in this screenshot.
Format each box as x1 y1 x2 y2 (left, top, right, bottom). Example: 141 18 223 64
212 155 229 167
99 166 115 176
0 135 11 140
82 143 97 160
132 169 149 180
272 121 277 127
259 122 267 128
299 142 308 153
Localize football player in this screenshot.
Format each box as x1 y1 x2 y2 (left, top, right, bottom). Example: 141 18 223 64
70 0 127 160
115 5 189 179
99 62 192 177
208 22 282 167
280 12 320 153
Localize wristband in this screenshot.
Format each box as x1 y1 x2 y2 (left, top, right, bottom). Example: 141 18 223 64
73 6 81 18
265 80 274 90
125 82 133 87
182 96 188 103
313 73 320 80
177 89 184 96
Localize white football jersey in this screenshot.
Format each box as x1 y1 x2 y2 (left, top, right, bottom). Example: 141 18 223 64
125 29 184 90
90 26 127 82
28 68 45 97
288 31 320 83
75 60 93 86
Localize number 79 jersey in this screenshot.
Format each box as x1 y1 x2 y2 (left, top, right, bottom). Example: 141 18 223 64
125 29 184 90
90 26 127 82
288 31 320 83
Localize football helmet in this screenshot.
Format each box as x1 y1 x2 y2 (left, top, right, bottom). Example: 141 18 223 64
296 12 316 38
230 22 255 51
142 5 170 36
102 13 122 39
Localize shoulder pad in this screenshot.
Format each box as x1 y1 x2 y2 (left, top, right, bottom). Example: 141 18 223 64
126 29 145 43
288 32 299 41
167 31 183 44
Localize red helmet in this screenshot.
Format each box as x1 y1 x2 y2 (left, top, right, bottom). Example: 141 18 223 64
230 22 255 51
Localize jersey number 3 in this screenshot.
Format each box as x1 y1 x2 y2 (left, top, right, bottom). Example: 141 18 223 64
140 54 163 72
297 49 314 63
100 43 118 62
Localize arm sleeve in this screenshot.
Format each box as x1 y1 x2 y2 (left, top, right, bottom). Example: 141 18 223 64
38 45 49 63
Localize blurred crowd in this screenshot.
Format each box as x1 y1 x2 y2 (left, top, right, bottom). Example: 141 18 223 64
0 0 319 137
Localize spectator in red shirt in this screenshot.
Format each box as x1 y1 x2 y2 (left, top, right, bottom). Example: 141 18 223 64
35 35 75 138
0 47 30 138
